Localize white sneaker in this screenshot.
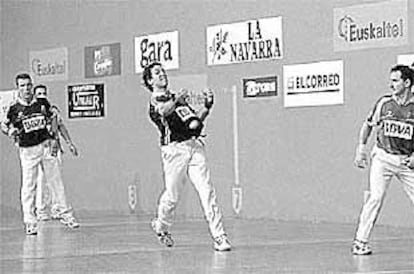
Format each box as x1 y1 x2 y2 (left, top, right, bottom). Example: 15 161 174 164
352 239 372 255
25 223 38 235
60 216 80 229
214 234 231 252
150 218 174 247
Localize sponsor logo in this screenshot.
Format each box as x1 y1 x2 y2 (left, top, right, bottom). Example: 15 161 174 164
229 21 281 62
31 59 66 77
338 15 404 43
22 115 46 133
93 46 113 76
140 38 172 68
68 84 105 118
383 120 413 140
287 73 340 94
135 31 178 73
209 29 229 63
243 76 277 97
175 106 196 122
207 17 283 65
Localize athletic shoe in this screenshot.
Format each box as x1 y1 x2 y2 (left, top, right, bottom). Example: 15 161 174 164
150 218 174 247
352 239 372 255
25 223 38 235
37 213 51 221
213 234 232 252
60 216 80 229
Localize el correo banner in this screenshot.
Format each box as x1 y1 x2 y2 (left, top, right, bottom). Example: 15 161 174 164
68 84 105 119
85 43 121 78
30 47 68 82
397 54 414 66
0 90 17 122
333 0 408 52
206 16 283 66
283 60 344 108
134 30 179 74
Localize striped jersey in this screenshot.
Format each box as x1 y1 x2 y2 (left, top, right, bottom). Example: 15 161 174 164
149 90 202 145
6 97 53 147
367 94 414 155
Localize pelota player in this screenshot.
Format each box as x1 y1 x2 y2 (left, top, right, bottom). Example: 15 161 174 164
33 85 79 226
1 74 79 235
353 65 414 255
142 62 231 252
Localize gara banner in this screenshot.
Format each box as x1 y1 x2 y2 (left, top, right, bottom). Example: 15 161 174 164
283 60 344 108
134 30 179 74
207 16 283 66
334 0 408 51
68 84 105 119
242 76 278 98
85 43 121 78
30 47 68 82
0 90 17 122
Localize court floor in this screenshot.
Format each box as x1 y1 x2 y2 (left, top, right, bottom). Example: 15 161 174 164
1 215 414 273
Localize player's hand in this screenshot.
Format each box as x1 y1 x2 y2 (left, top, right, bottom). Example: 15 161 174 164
203 88 214 109
402 155 414 169
8 127 18 138
354 144 369 169
69 143 79 156
175 88 189 104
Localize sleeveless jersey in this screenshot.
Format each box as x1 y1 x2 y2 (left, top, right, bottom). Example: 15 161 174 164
7 98 53 147
149 91 203 145
367 94 414 155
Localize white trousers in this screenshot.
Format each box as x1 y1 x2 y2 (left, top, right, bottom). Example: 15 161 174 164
157 138 226 239
35 151 73 219
19 140 72 224
355 146 414 242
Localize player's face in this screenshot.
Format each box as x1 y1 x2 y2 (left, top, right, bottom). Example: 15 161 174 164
150 65 168 90
17 78 34 102
35 87 47 99
389 71 407 96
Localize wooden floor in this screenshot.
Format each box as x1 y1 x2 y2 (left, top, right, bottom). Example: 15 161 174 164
1 215 414 273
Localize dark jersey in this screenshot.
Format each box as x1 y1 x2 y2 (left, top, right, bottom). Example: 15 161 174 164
367 94 414 155
149 91 203 145
6 98 53 147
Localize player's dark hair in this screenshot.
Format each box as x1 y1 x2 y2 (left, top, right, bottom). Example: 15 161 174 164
142 61 162 92
34 84 47 93
15 73 32 86
391 65 414 87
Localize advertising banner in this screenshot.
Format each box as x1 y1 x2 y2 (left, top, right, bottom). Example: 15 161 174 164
85 43 121 78
333 0 408 51
134 30 179 74
283 60 344 107
242 75 278 98
207 16 283 66
30 47 68 82
68 84 105 119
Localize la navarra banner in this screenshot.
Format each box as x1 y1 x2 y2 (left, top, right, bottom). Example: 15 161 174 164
68 84 105 119
207 16 283 66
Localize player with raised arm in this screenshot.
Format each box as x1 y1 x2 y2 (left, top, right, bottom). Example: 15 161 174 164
142 62 231 252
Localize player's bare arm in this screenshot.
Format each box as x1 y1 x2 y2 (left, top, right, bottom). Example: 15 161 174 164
354 121 373 169
197 89 214 122
58 123 78 156
153 89 189 116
